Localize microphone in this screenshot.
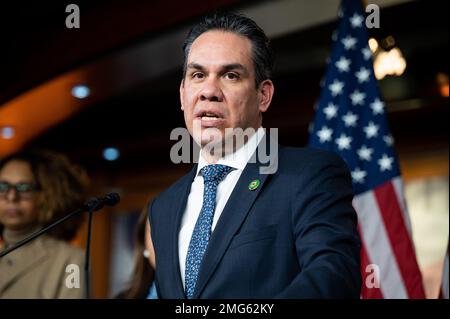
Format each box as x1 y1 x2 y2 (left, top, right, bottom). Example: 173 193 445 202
103 192 120 206
84 192 120 212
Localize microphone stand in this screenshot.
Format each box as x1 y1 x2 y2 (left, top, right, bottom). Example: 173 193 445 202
0 193 120 299
84 206 94 299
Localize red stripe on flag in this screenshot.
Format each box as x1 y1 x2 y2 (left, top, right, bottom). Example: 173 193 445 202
360 233 384 299
373 180 425 298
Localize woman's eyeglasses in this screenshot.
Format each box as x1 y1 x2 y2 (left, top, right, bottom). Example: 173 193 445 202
0 181 38 199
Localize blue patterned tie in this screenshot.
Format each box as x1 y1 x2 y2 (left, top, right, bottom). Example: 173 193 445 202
184 164 233 299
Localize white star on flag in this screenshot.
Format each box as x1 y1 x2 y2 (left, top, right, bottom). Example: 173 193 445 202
370 98 385 115
317 126 333 143
363 121 379 138
323 103 338 119
350 90 366 105
335 133 352 150
351 167 367 183
342 35 357 50
356 67 370 83
336 56 351 72
378 154 394 171
362 47 372 60
383 134 394 146
357 145 373 161
342 111 358 127
350 13 364 28
329 79 344 96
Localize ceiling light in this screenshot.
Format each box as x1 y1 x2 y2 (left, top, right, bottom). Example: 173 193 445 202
1 126 15 139
71 85 90 99
103 147 120 161
368 38 378 53
374 47 407 80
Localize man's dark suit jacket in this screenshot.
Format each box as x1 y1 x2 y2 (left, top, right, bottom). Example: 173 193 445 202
149 143 361 298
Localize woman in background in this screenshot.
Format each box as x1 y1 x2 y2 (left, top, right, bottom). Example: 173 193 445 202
0 150 89 298
116 202 156 299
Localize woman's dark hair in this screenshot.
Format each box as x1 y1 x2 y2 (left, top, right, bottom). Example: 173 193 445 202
0 149 89 241
182 11 274 87
116 203 154 299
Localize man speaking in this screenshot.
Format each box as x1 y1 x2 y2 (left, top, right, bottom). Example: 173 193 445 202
146 12 361 299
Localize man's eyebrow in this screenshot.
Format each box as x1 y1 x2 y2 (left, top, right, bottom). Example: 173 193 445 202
222 63 247 73
186 63 248 74
186 63 205 71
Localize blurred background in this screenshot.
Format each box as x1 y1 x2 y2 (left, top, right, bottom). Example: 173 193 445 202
0 0 448 298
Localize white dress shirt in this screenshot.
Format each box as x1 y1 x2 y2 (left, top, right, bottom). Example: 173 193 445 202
178 127 265 288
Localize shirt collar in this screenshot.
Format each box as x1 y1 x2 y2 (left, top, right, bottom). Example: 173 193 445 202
196 127 265 176
2 224 42 247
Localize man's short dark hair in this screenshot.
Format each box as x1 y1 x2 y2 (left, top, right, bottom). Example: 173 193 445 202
182 12 274 87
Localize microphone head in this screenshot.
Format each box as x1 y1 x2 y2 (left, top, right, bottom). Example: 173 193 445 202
85 197 103 211
103 192 120 206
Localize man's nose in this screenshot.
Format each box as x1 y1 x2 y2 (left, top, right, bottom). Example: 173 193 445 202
199 77 223 102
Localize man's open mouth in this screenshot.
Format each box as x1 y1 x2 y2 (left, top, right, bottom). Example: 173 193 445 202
200 112 222 121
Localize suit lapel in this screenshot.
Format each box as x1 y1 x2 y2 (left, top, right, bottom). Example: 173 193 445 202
193 144 274 298
169 165 197 298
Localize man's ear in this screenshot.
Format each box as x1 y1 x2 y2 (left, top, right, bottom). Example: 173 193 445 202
179 80 185 111
258 79 274 113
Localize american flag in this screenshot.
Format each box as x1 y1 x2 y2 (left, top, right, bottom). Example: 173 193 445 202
308 0 425 298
